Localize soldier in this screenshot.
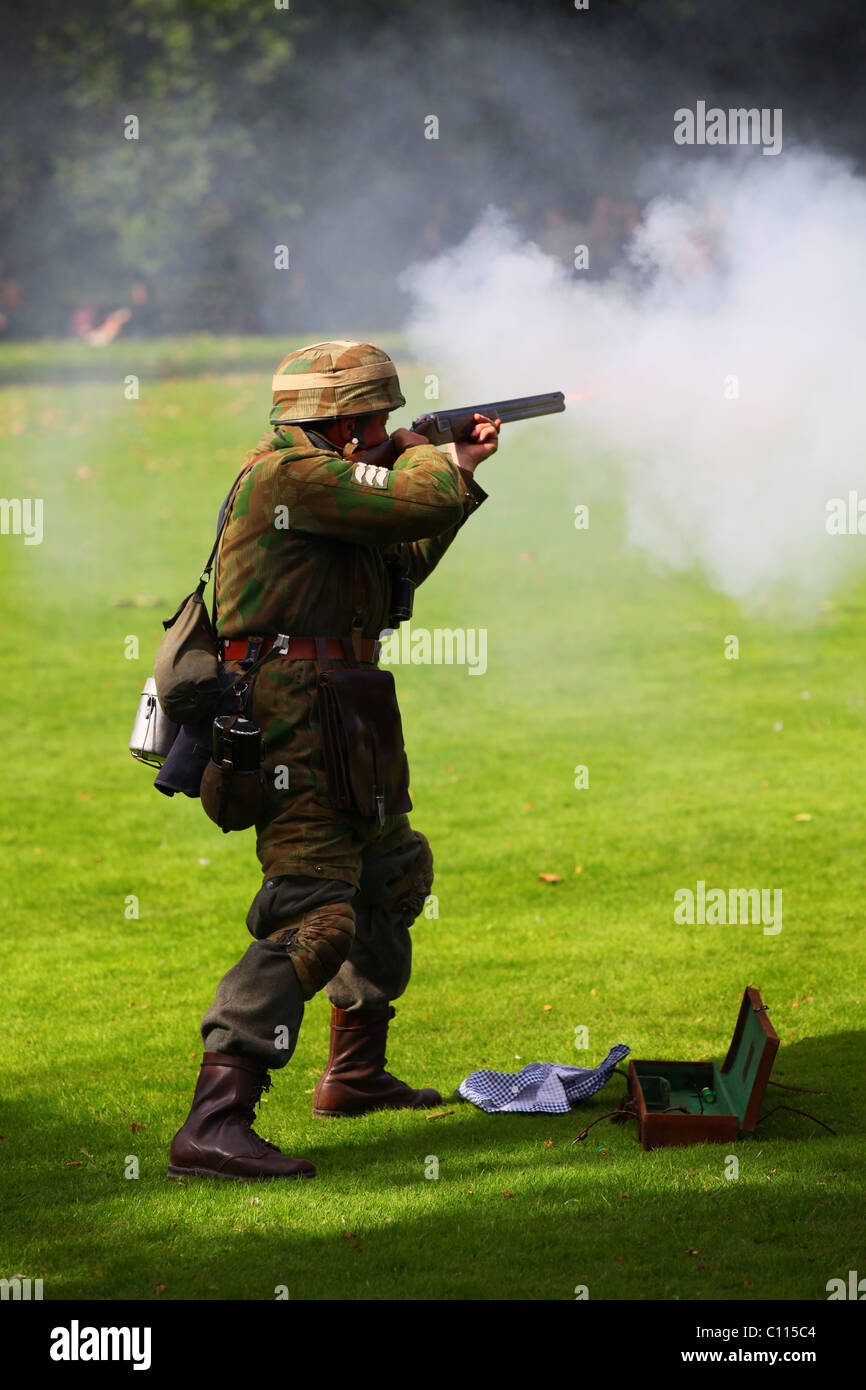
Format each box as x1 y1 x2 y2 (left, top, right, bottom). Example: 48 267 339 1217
168 341 499 1180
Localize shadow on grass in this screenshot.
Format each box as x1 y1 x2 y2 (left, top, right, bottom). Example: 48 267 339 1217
1 1033 861 1300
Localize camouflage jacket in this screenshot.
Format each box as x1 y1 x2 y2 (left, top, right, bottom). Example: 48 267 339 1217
214 424 487 641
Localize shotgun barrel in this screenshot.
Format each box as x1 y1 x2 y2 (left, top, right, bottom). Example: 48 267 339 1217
412 391 565 445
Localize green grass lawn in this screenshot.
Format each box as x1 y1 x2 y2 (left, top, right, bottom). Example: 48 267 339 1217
0 332 405 386
0 342 863 1301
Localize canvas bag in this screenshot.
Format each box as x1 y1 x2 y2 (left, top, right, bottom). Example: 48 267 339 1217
153 457 262 726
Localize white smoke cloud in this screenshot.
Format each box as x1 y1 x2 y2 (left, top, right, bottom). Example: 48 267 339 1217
400 151 866 603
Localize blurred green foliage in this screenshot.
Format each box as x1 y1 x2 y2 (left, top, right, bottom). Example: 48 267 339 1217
2 0 865 335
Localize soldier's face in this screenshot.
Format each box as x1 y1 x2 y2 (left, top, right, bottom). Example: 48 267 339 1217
319 411 391 450
353 411 390 446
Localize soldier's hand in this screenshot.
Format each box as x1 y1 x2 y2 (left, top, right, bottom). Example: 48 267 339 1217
453 414 501 473
390 426 434 451
351 426 431 472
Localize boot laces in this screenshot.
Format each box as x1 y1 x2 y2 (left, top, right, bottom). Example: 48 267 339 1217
242 1073 283 1154
250 1073 284 1150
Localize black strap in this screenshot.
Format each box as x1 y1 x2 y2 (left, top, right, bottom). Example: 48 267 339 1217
194 533 221 601
756 1104 836 1135
314 637 332 675
313 636 362 675
340 634 361 668
225 641 284 712
767 1078 828 1095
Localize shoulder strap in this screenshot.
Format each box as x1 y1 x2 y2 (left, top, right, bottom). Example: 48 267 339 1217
197 449 270 616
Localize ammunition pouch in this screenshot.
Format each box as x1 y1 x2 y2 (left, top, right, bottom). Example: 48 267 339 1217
200 761 268 834
200 713 268 833
385 552 415 628
315 638 411 824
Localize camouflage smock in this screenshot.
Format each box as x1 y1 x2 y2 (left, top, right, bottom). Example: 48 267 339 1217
214 424 487 887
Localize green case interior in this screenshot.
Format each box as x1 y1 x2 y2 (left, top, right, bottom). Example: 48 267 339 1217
634 997 773 1126
635 1062 726 1117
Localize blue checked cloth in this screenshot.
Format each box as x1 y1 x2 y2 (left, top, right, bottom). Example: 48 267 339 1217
458 1045 630 1114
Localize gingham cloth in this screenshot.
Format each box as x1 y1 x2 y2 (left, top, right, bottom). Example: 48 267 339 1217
458 1045 631 1114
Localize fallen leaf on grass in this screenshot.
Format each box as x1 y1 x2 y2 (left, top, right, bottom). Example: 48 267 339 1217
794 813 813 822
538 873 562 883
131 1122 146 1133
66 1161 82 1167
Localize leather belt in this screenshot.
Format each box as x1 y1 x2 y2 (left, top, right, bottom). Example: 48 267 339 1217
222 635 378 663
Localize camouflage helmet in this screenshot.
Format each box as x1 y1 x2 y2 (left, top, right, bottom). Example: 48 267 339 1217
270 340 406 425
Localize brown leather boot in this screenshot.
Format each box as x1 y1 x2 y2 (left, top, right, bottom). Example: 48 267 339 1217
313 1005 442 1117
168 1051 316 1180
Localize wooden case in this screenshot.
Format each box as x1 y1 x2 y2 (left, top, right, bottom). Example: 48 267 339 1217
628 986 779 1150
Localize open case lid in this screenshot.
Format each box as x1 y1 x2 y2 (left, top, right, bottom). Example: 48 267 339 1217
719 986 780 1131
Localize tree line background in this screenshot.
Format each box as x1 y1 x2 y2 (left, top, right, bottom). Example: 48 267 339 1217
2 0 864 338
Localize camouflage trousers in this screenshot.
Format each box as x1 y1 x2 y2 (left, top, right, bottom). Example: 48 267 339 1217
248 653 395 888
200 824 434 1069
